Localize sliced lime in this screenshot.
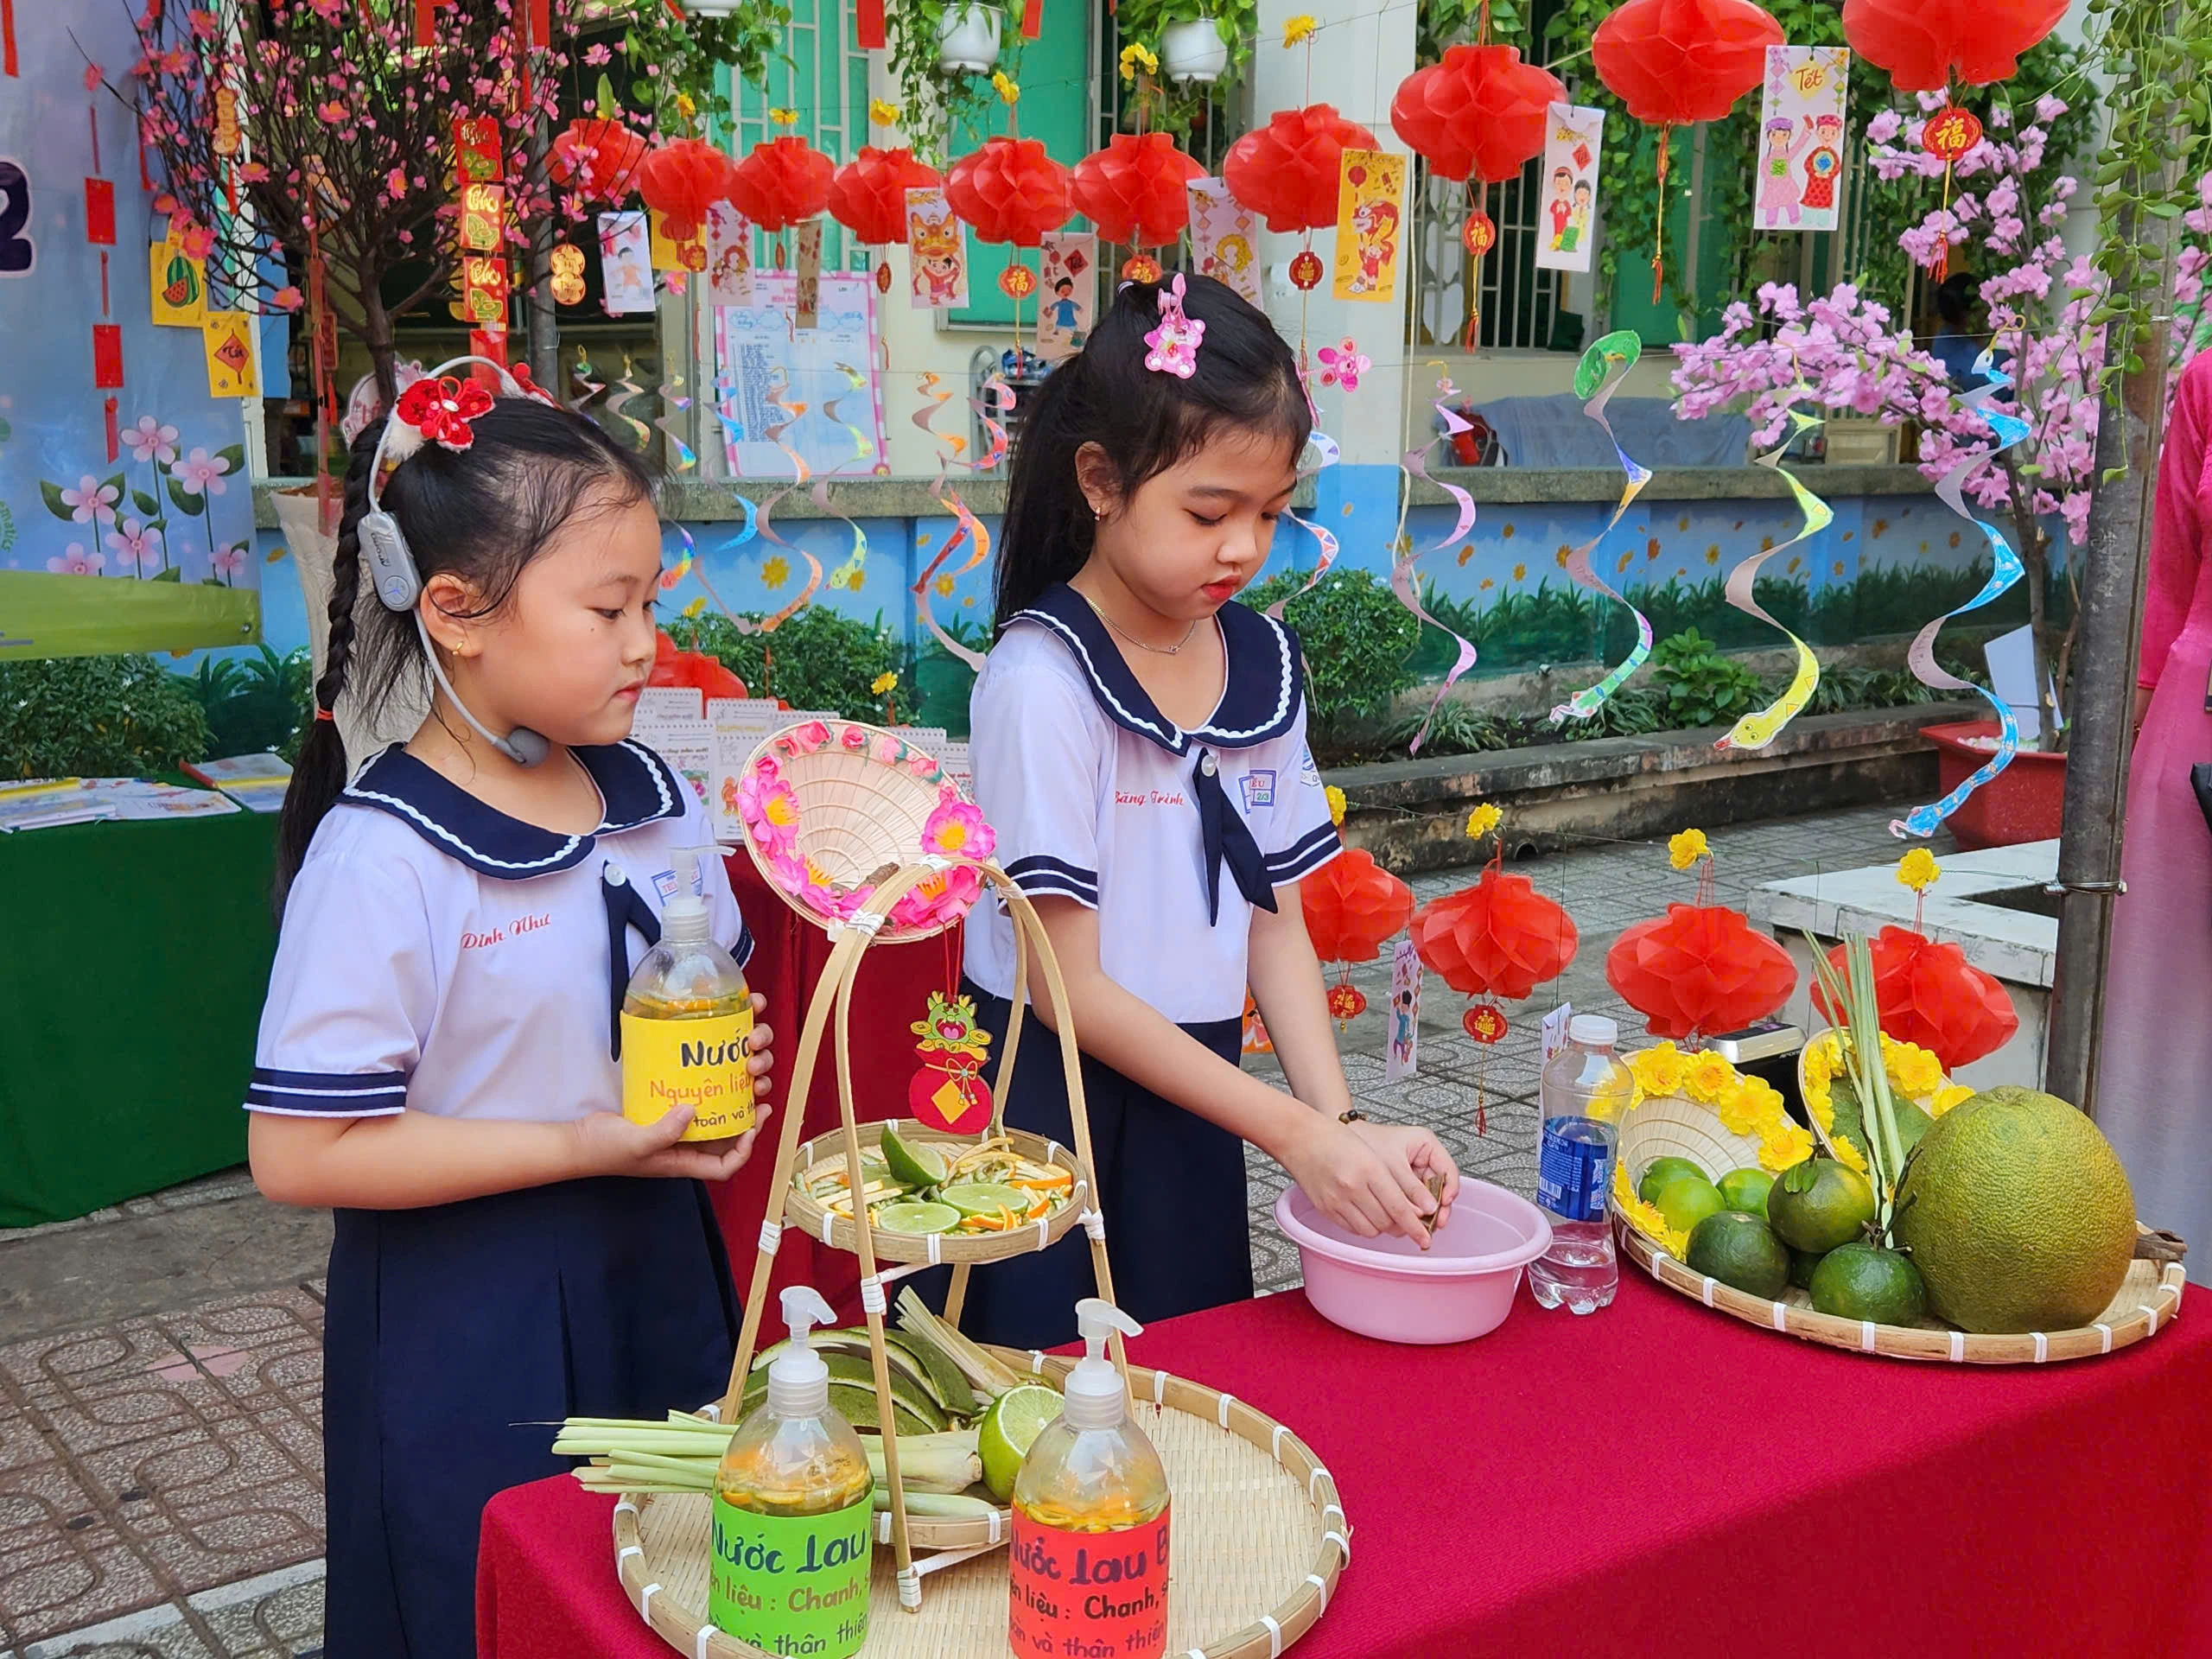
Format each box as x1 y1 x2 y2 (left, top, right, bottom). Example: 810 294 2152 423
879 1125 953 1189
873 1200 961 1236
938 1181 1033 1219
979 1383 1064 1502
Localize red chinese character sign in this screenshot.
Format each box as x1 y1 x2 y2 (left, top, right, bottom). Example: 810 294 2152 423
1915 103 1985 279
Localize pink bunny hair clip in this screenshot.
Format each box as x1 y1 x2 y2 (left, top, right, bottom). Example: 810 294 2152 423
1143 274 1205 379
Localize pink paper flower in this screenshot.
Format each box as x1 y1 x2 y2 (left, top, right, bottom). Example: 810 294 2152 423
271 285 304 313
172 448 231 498
921 798 995 862
891 863 983 930
789 720 833 753
210 545 247 582
48 544 105 575
737 761 802 858
105 518 163 571
60 474 119 525
840 724 869 751
584 42 613 66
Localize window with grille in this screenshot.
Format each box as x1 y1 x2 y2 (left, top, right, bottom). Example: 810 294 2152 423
728 0 874 270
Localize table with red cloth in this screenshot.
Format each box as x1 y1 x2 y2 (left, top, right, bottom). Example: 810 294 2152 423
480 1270 2212 1658
709 852 959 1325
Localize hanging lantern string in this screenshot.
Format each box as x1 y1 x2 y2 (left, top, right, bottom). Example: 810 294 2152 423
1650 125 1670 305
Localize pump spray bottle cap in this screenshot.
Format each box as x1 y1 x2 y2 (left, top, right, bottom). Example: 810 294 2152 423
659 845 720 946
1063 1299 1143 1431
766 1286 837 1419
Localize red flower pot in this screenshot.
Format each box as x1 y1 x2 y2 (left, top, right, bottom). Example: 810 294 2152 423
1922 719 2068 849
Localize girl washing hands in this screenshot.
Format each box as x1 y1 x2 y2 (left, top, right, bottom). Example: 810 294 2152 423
956 275 1459 1349
251 365 773 1658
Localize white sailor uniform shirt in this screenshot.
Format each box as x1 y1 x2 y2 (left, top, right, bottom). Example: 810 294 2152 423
963 583 1343 1027
247 740 753 1123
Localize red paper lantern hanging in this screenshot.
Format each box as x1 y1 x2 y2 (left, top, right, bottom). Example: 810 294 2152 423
648 632 751 701
1592 0 1783 127
1390 44 1565 188
828 146 943 246
1301 849 1415 966
1812 925 2020 1071
1840 0 2066 92
1605 903 1796 1041
1070 133 1205 249
1411 870 1579 1003
549 118 647 204
728 136 835 236
945 136 1073 247
1222 104 1381 234
635 138 739 244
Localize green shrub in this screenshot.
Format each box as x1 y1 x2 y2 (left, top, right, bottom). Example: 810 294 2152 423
1649 628 1765 729
1243 567 1420 731
0 655 211 780
184 646 315 762
666 607 908 721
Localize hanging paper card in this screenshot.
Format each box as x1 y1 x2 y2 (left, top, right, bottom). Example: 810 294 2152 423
83 178 116 246
202 311 257 397
149 232 206 325
1332 149 1404 303
1384 938 1421 1082
648 209 702 273
469 327 508 368
705 201 754 306
598 211 655 315
1037 232 1095 360
794 219 822 329
461 255 509 327
453 117 502 184
92 323 123 389
1533 103 1605 275
460 182 505 253
1186 178 1261 303
1753 46 1850 233
906 186 966 308
549 242 588 306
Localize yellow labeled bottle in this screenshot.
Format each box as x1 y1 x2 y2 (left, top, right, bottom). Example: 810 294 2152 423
621 844 753 1142
1008 1300 1170 1659
710 1287 874 1658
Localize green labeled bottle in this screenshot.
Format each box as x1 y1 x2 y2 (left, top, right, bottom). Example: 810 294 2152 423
709 1287 873 1657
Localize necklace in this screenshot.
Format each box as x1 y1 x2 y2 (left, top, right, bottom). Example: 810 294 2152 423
1080 590 1198 656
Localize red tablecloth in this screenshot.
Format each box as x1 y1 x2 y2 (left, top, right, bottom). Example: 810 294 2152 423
480 1271 2212 1658
711 853 959 1326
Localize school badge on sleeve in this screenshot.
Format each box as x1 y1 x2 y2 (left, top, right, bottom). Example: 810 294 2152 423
908 990 995 1134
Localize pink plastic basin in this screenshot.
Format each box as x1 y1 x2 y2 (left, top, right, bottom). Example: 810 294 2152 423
1274 1179 1553 1345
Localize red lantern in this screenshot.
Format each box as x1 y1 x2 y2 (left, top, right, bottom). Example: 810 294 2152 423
1812 926 2019 1071
1390 45 1566 187
634 137 740 244
728 137 835 236
944 136 1073 246
1841 0 2066 92
648 632 751 701
1411 870 1579 1003
828 146 942 246
1071 133 1205 249
1592 0 1783 128
1223 104 1380 234
550 118 647 204
1605 903 1796 1041
1301 849 1414 966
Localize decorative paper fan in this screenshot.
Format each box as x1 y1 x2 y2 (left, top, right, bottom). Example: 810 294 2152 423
733 719 995 942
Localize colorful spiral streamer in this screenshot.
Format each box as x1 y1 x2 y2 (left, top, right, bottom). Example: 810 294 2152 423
1713 401 1830 752
1394 371 1482 753
1550 330 1656 725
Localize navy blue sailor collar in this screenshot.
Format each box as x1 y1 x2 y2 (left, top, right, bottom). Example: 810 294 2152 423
341 739 686 880
1007 582 1305 755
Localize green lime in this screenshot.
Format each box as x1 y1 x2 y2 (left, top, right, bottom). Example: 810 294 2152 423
1765 1157 1878 1255
1809 1243 1929 1325
1654 1176 1726 1236
1684 1211 1791 1300
938 1182 1033 1219
872 1200 960 1236
1717 1167 1774 1218
1789 1247 1825 1290
1638 1156 1707 1205
879 1124 952 1190
979 1384 1064 1502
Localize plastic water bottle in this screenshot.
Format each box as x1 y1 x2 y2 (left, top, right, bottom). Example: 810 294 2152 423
1529 1014 1635 1313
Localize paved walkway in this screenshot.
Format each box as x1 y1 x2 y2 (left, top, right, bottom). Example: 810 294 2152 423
0 802 1948 1657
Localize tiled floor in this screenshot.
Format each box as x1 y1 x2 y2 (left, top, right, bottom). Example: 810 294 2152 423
0 802 1946 1657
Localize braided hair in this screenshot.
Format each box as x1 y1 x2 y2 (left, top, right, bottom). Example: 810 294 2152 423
273 397 658 911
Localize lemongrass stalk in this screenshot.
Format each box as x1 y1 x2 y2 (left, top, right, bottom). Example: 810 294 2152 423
1852 938 1906 1201
896 1287 1026 1396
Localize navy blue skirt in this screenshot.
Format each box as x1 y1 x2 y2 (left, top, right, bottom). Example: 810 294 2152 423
938 985 1253 1351
322 1176 737 1659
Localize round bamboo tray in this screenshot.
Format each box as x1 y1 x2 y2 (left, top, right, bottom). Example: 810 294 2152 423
613 1352 1349 1659
783 1122 1096 1267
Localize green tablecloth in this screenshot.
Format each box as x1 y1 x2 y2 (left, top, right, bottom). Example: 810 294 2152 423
0 805 277 1226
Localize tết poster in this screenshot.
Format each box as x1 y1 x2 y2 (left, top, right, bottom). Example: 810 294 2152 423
1332 149 1404 302
1187 177 1261 303
597 211 655 315
200 312 257 397
1036 232 1094 360
1533 103 1605 275
1754 45 1851 233
906 186 966 309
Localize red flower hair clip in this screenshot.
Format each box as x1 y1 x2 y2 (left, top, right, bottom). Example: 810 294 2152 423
388 376 496 462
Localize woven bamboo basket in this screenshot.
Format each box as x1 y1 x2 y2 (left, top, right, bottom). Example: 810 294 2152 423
783 1122 1097 1267
614 1351 1349 1659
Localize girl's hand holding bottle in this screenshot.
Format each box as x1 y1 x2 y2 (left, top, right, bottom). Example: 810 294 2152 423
1276 1112 1459 1245
572 994 775 1182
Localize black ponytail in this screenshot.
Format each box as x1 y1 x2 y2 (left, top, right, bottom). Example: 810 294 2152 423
995 272 1309 628
272 396 658 912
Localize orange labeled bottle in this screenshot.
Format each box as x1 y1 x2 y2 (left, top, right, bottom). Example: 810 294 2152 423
1008 1300 1169 1659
